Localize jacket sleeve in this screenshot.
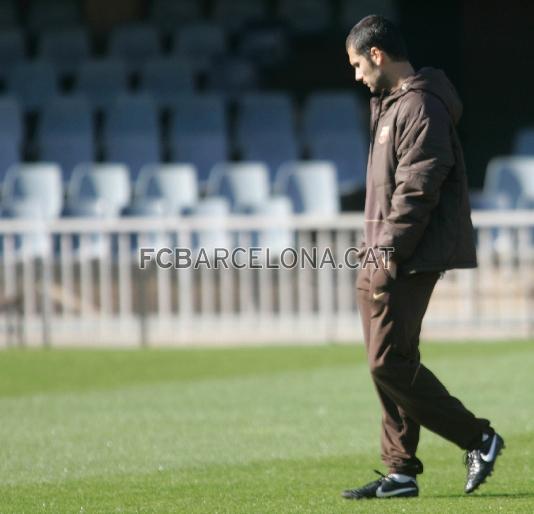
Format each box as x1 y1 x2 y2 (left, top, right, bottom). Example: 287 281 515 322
376 96 455 262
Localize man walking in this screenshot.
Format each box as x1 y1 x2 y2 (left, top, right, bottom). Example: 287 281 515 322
343 15 504 499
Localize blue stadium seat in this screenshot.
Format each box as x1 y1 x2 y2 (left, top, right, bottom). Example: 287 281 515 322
513 127 534 155
213 0 266 32
483 157 534 208
0 138 20 184
0 96 23 146
140 57 195 109
308 132 367 194
38 95 94 183
0 29 25 82
28 0 80 31
77 58 128 111
135 164 199 214
8 60 57 112
109 24 160 74
104 94 160 180
238 23 289 69
207 162 271 212
39 27 90 77
274 161 340 215
170 95 228 183
240 133 299 183
236 93 298 179
206 56 258 100
303 91 364 141
278 0 331 35
68 163 131 216
151 0 201 34
174 23 226 73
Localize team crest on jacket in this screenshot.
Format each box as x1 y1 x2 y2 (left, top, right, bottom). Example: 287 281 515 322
378 125 390 144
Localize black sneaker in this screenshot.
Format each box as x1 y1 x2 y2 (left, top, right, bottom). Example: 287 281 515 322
342 470 419 500
464 432 505 493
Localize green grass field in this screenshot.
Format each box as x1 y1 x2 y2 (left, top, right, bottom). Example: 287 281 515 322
0 341 533 513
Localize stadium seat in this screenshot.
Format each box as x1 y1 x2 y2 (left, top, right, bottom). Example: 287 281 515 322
206 162 271 212
469 191 512 210
2 163 63 256
249 196 294 254
206 56 258 101
240 133 299 183
28 0 80 31
140 57 195 109
236 93 298 179
212 0 266 32
237 93 294 135
274 161 340 215
512 127 534 155
122 198 170 251
67 163 131 216
303 91 365 141
109 24 161 74
0 29 25 82
135 164 199 214
0 96 23 181
39 27 90 77
186 197 231 252
8 60 58 112
339 0 399 30
151 0 201 34
103 94 161 181
169 94 228 183
0 96 23 146
483 156 534 208
174 23 226 73
77 58 128 111
238 23 289 69
0 138 20 184
278 0 331 35
308 132 367 194
38 95 94 183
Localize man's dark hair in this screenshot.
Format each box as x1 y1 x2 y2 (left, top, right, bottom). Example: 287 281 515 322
346 15 408 62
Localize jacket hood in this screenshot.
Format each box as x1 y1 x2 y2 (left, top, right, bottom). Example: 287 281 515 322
378 67 463 124
402 67 463 124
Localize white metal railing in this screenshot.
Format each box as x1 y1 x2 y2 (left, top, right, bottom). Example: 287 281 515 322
1 210 534 347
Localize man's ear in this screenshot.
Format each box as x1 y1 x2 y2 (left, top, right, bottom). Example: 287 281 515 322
369 46 383 66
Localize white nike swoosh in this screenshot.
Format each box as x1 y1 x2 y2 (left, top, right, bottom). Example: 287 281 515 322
376 485 417 498
372 291 386 300
481 434 498 462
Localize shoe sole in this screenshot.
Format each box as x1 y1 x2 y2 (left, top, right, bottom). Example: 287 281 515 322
342 490 419 500
465 437 505 494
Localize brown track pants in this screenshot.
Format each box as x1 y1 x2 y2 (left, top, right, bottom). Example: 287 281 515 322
356 265 491 476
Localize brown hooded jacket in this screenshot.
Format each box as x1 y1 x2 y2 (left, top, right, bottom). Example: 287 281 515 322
363 67 477 274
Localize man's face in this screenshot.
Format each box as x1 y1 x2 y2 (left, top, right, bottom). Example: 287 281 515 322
347 46 388 94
